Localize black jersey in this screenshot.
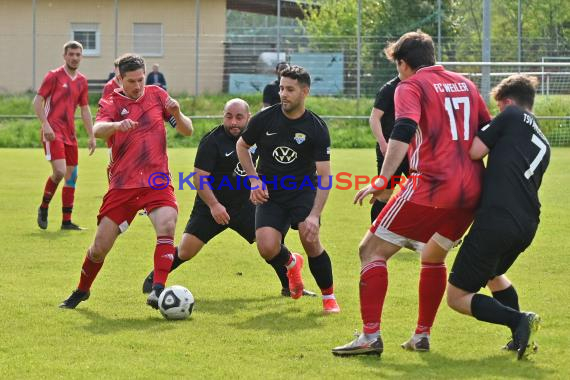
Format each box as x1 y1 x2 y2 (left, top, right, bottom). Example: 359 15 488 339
241 104 331 192
373 76 400 140
263 80 281 106
194 125 258 208
477 105 550 224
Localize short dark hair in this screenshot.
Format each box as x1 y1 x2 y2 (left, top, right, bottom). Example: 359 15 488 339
275 62 289 75
63 41 83 54
280 65 311 87
491 74 539 109
117 54 145 77
384 31 435 69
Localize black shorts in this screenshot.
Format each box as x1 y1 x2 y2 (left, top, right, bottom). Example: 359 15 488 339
184 201 256 244
255 190 316 236
449 210 538 293
375 143 410 189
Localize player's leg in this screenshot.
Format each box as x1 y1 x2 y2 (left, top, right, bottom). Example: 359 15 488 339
38 139 66 229
146 205 178 308
142 232 207 294
60 144 83 230
447 219 540 360
231 202 292 296
59 216 120 308
332 231 400 356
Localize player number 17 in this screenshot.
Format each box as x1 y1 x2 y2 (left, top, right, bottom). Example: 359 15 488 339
444 96 471 141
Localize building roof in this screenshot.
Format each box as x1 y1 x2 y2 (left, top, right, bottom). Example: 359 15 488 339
226 0 318 19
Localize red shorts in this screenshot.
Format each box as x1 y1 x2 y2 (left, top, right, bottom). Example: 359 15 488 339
97 185 178 232
370 196 474 252
43 140 78 166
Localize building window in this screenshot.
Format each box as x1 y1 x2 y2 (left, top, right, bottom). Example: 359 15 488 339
133 23 163 57
71 23 100 56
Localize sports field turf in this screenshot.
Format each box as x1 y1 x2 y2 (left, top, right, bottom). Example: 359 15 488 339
1 148 568 379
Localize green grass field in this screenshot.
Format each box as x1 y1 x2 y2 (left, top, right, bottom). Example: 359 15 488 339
1 148 569 379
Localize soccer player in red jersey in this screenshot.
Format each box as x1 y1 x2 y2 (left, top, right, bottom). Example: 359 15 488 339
332 32 492 356
59 54 193 310
101 58 122 99
34 41 96 230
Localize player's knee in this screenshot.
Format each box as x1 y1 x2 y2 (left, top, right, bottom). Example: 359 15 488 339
160 219 176 236
89 241 110 262
256 240 279 259
445 286 461 311
64 166 78 188
52 169 65 183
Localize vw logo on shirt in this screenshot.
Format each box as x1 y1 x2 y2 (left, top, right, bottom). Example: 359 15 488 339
272 146 297 164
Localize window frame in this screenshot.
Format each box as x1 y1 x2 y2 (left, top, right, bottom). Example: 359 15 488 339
133 23 164 57
70 23 100 57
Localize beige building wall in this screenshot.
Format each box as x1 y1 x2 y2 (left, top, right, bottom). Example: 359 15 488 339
0 0 226 94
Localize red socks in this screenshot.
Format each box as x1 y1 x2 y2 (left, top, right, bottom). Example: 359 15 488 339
62 187 75 222
77 252 104 292
41 177 59 208
153 236 175 286
416 261 447 334
360 260 388 334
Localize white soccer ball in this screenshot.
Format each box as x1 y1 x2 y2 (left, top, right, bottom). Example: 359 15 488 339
158 285 195 320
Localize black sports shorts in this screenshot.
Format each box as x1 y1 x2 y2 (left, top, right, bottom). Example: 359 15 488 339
375 144 410 190
255 190 316 236
449 210 537 293
184 201 256 244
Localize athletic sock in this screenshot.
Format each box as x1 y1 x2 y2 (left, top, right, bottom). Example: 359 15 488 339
77 252 104 292
471 293 523 331
492 285 520 311
492 285 520 336
416 261 447 334
62 187 75 223
169 247 185 272
153 236 175 287
267 244 293 268
308 250 333 291
267 260 289 288
41 177 59 209
370 200 387 224
360 260 388 334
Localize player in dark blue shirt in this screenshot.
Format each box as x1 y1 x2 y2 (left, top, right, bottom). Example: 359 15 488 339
447 75 550 360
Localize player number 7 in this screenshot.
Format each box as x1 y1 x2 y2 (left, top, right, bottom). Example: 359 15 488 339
444 96 471 141
524 134 547 179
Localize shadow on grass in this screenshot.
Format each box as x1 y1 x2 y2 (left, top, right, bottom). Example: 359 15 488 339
27 230 68 240
75 308 176 335
352 351 555 379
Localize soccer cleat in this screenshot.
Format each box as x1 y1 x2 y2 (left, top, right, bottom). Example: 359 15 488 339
146 286 164 310
514 312 541 360
401 333 430 352
502 339 538 353
286 253 305 300
61 221 86 231
37 207 48 230
322 297 341 314
281 288 318 297
142 271 154 294
332 332 383 357
59 289 90 309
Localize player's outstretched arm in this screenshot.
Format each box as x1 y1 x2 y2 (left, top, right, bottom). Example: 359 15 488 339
166 97 193 136
80 105 96 155
94 119 139 140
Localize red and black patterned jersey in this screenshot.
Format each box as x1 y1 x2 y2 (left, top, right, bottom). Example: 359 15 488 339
101 77 121 100
96 86 173 190
37 66 89 145
395 65 491 209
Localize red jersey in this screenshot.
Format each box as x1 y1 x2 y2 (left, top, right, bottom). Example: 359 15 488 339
395 65 491 209
101 77 121 99
96 86 173 190
37 66 89 145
